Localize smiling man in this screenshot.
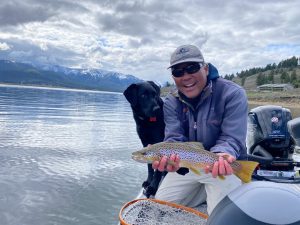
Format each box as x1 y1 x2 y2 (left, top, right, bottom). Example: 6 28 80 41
152 44 248 214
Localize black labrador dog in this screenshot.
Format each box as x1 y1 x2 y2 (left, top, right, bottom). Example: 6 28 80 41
123 81 166 198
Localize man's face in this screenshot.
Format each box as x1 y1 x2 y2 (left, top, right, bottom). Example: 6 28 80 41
172 62 208 99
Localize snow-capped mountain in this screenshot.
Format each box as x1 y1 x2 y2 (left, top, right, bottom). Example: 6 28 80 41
0 60 143 92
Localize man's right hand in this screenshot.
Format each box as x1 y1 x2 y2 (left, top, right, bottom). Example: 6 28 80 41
152 154 180 172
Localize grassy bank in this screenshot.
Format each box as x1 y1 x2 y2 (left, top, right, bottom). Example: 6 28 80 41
161 86 300 117
247 89 300 109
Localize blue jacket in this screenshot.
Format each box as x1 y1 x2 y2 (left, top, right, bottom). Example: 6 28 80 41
163 64 248 159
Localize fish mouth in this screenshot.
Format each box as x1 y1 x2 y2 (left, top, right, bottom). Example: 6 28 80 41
132 154 147 163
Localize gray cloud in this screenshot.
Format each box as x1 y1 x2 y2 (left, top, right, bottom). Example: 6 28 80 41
0 1 55 26
0 37 83 67
0 0 300 83
0 0 90 27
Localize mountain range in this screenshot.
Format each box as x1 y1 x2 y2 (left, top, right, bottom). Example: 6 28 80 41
0 60 143 92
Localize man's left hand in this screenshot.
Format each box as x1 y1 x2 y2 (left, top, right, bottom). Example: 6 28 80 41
204 153 236 178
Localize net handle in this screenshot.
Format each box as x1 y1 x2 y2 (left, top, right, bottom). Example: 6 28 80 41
119 198 208 225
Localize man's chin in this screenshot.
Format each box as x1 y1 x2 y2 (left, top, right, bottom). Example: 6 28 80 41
181 89 200 99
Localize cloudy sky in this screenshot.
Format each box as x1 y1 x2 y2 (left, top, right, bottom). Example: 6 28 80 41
0 0 300 83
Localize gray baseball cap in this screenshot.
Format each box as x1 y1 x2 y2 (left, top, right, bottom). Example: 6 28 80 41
168 44 205 68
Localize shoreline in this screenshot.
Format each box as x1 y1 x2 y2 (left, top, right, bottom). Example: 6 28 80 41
248 99 300 118
248 99 300 109
0 83 121 94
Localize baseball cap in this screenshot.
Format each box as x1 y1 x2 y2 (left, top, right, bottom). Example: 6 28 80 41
168 44 205 68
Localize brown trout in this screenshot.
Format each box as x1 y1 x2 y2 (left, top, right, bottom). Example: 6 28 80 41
132 142 259 183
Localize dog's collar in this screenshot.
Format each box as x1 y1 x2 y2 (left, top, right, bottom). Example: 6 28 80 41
149 117 157 122
138 116 157 122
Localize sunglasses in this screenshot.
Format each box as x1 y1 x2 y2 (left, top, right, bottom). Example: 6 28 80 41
171 63 203 78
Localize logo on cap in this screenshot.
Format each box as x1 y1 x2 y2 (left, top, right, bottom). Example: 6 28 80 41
177 47 189 55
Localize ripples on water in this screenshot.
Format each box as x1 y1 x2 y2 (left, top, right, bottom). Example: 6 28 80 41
0 85 146 225
1 85 299 225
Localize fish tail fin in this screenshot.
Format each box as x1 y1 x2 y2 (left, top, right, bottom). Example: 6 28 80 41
234 161 259 183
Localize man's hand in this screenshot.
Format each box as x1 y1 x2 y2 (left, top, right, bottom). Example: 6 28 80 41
152 154 180 172
205 153 236 178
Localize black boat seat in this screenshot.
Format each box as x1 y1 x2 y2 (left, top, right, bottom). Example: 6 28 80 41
287 117 300 147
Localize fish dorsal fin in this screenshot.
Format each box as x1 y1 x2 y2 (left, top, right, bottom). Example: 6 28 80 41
185 142 205 150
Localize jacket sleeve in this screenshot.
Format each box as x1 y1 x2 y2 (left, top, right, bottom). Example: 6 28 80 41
210 88 248 159
163 95 188 142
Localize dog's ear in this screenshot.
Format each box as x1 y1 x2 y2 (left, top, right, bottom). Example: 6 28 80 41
147 81 160 95
123 83 138 106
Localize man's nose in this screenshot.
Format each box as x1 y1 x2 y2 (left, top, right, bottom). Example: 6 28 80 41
182 71 191 78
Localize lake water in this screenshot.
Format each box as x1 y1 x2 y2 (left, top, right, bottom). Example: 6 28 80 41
0 85 147 225
1 85 299 225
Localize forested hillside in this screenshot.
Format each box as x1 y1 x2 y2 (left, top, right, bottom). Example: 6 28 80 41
224 56 300 89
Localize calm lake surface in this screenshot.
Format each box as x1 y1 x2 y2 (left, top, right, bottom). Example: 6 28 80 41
0 85 299 225
0 85 146 225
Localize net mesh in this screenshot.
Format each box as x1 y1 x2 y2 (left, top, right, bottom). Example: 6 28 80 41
120 199 207 225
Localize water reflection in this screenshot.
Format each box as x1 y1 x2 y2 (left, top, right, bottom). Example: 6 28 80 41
0 85 299 225
0 85 145 225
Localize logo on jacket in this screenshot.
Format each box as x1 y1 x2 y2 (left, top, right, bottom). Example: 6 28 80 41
271 117 279 123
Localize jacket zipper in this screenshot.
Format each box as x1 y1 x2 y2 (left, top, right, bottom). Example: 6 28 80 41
179 98 198 141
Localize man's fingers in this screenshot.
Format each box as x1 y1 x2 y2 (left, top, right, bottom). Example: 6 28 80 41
218 157 225 175
152 161 159 170
224 160 233 175
217 153 236 164
207 155 235 178
226 155 234 164
157 156 167 172
169 154 176 162
204 165 210 174
152 154 180 172
212 161 219 178
166 154 179 172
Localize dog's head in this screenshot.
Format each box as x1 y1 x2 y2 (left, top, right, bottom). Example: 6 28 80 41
123 81 163 118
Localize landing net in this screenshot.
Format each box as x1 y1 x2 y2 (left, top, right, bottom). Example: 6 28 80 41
119 198 208 225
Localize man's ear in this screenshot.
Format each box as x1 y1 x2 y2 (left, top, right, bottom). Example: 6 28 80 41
147 81 161 95
204 63 209 76
123 84 138 106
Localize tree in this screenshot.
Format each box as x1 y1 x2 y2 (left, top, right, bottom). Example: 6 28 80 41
224 74 231 80
291 70 297 81
256 73 266 86
280 71 290 83
164 81 172 87
267 73 274 83
290 70 298 87
278 56 298 68
241 76 246 86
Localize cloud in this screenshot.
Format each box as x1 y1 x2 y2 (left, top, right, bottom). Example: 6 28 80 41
0 1 55 26
0 0 299 83
0 42 10 51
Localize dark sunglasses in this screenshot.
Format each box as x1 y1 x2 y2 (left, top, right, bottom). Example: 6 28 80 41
171 63 203 78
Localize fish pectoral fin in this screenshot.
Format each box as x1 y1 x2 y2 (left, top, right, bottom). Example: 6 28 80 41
218 175 225 180
189 167 201 175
